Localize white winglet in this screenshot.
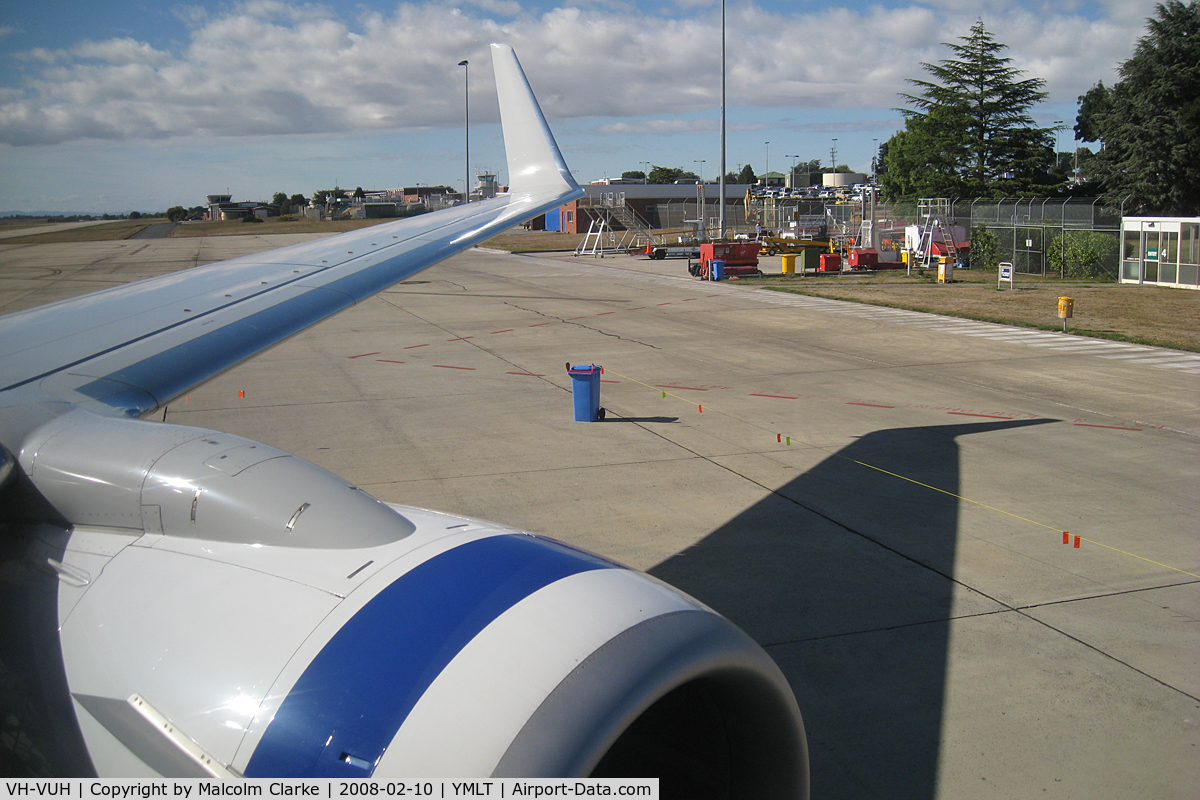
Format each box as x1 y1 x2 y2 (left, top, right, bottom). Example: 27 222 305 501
491 43 582 200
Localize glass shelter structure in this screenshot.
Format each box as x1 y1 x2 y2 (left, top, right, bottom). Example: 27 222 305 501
1121 217 1200 289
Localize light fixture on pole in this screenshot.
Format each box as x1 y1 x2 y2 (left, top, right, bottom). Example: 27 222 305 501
458 60 469 204
1053 120 1064 170
694 160 706 182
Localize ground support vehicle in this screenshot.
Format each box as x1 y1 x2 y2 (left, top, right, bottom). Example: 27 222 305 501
645 239 704 260
757 236 836 257
689 242 762 279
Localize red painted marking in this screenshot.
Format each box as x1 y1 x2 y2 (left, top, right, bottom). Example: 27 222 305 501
656 384 708 392
630 307 647 311
847 402 896 409
376 359 405 364
447 337 475 341
601 379 620 384
508 372 545 377
777 434 782 443
1063 531 1070 544
751 393 799 400
657 302 673 306
682 298 697 302
349 352 380 358
433 365 476 370
491 329 514 334
528 323 553 327
403 343 430 349
595 312 616 316
1074 423 1142 431
948 411 1014 419
567 316 589 320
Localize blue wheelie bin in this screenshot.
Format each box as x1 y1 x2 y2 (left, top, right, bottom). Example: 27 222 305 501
711 259 725 281
566 363 604 421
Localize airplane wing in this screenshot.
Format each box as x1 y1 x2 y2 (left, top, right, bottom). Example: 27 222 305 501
0 45 808 794
0 46 582 418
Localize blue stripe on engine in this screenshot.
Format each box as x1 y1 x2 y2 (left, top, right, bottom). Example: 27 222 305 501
243 533 615 778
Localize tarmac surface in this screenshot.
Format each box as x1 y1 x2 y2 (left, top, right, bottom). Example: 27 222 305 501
1 235 1197 797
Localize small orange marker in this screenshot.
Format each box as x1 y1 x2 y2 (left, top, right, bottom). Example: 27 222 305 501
238 390 245 399
1074 535 1081 548
1063 531 1070 544
698 405 703 413
777 434 782 443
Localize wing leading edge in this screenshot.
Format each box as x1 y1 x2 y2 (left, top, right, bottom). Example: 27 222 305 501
0 44 582 423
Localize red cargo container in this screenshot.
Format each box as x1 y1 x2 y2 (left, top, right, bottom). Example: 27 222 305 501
696 242 761 278
818 253 842 272
848 248 879 268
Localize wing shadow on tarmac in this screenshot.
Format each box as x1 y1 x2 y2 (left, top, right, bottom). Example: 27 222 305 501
650 418 1055 799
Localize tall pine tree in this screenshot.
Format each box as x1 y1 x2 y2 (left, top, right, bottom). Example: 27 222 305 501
1075 1 1200 215
882 20 1055 199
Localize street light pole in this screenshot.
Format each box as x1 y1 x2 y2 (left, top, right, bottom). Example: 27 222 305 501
718 0 726 239
458 60 469 204
694 160 706 183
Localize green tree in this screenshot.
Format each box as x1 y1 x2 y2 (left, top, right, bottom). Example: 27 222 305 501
883 20 1054 199
1074 1 1200 215
621 170 645 180
165 206 187 222
969 224 999 270
289 193 307 208
647 165 698 184
353 186 366 199
313 190 329 206
272 192 288 206
1048 231 1119 279
736 164 757 185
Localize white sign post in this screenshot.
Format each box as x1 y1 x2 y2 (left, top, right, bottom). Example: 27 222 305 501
998 261 1014 290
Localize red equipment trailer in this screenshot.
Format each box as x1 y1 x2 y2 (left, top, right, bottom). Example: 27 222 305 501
688 242 761 279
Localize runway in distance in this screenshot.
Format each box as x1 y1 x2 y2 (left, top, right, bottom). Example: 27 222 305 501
0 45 808 794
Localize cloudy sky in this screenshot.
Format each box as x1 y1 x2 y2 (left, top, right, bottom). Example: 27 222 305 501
0 0 1159 214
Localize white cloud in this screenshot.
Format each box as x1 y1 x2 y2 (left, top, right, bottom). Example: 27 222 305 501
0 1 1161 148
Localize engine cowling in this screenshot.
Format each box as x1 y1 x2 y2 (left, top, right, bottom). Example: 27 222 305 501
12 412 808 795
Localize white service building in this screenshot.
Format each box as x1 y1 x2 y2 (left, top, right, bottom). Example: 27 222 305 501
1121 216 1200 289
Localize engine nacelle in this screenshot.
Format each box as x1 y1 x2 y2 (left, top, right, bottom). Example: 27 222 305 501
10 411 808 795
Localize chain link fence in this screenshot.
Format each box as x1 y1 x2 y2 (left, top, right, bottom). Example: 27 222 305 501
909 198 1121 280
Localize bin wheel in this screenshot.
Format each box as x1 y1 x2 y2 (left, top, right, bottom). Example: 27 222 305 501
597 407 606 420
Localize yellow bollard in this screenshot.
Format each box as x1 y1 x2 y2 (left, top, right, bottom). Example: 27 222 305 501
781 253 797 274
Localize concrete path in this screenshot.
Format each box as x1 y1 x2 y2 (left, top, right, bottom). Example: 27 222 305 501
2 238 1196 797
